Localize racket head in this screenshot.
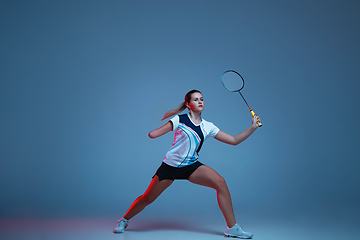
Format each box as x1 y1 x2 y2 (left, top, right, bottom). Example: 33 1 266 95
221 70 245 92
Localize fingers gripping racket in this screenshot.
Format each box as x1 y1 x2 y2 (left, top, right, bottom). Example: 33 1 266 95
221 70 262 127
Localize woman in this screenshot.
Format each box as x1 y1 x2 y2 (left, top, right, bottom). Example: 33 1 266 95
114 89 260 238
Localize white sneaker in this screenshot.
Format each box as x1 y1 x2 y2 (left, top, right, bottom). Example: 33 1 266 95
113 218 128 233
224 223 253 239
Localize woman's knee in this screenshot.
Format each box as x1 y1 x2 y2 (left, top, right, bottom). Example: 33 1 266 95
214 176 228 191
139 193 156 205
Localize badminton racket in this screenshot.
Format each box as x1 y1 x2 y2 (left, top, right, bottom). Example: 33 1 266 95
221 70 262 127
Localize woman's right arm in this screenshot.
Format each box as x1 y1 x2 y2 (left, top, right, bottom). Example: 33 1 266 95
148 121 173 139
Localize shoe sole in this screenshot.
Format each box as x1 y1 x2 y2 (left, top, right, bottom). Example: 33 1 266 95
224 234 253 239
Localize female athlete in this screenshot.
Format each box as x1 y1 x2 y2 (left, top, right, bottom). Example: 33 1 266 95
114 89 261 238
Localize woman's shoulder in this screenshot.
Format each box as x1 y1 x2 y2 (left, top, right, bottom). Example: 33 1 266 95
201 118 217 127
201 117 213 123
201 118 220 136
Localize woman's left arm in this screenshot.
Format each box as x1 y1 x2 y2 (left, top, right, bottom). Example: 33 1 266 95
214 115 260 146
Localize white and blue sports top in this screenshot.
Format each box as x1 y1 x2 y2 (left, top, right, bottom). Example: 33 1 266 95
163 113 220 167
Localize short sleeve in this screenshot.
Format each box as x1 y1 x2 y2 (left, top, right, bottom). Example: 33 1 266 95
208 123 220 138
169 115 179 131
201 119 220 138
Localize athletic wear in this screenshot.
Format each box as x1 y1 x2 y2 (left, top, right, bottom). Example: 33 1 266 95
224 223 253 239
164 113 220 167
113 218 128 233
154 161 203 181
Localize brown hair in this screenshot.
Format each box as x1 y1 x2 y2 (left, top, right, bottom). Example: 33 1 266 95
161 90 202 121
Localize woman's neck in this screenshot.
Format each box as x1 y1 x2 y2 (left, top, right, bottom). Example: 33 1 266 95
188 111 202 124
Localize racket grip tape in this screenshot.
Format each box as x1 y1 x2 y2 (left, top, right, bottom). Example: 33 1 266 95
250 110 262 127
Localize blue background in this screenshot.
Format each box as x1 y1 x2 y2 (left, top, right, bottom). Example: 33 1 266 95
1 0 359 226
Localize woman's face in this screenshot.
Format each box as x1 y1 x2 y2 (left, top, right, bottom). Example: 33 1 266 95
187 92 204 112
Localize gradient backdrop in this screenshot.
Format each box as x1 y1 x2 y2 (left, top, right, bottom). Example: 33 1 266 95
1 0 359 228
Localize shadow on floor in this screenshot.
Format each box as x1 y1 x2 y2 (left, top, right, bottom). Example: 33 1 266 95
125 218 224 236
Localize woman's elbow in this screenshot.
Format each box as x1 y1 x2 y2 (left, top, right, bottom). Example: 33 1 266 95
148 131 157 139
148 131 155 139
228 136 238 146
233 139 245 146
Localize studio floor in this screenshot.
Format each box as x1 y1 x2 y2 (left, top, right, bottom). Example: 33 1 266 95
1 214 359 240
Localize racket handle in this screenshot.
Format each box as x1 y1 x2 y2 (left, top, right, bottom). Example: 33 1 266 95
250 110 262 127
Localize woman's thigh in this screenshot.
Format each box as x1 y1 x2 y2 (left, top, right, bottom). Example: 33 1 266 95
142 175 173 202
187 165 226 190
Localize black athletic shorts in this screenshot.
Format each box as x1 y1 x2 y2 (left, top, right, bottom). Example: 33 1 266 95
153 161 204 181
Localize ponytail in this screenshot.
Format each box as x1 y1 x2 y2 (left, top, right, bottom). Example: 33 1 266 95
161 89 202 121
161 102 187 121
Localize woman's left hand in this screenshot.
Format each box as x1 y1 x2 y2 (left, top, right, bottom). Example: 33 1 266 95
252 114 261 128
